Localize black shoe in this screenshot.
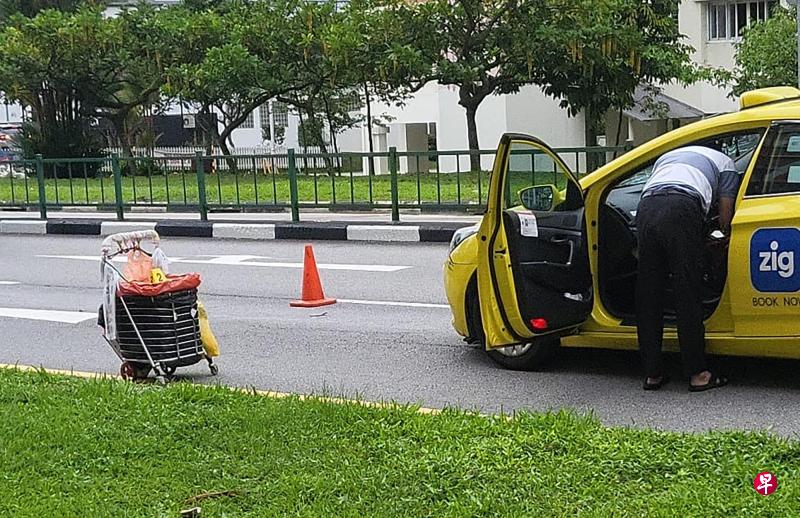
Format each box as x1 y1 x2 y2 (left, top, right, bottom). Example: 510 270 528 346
643 376 669 391
689 374 728 393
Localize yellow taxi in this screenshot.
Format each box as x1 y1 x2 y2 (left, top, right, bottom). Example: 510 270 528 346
444 86 800 370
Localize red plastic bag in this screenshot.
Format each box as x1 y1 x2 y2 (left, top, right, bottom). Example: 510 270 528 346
117 273 202 297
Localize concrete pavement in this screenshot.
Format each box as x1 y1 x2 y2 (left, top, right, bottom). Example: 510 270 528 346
0 208 483 223
0 209 480 242
2 235 800 436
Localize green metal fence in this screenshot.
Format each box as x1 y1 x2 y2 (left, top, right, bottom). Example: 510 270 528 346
0 145 630 222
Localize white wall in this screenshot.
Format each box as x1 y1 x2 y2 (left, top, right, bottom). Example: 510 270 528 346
372 81 510 170
661 5 738 115
505 86 585 147
438 84 508 170
374 82 441 128
230 127 263 148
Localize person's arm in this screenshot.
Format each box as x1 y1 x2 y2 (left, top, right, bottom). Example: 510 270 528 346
717 163 739 236
718 196 734 235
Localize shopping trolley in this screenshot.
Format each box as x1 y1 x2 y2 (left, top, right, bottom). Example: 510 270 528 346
99 230 218 383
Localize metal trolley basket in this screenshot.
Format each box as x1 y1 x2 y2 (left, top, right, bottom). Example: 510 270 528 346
100 230 218 383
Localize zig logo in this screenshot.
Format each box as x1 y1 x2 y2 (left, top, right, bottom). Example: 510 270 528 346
751 228 800 293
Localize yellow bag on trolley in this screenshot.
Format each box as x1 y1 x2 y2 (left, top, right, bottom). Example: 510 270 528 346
197 301 220 357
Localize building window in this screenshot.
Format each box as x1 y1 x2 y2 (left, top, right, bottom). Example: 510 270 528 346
239 111 255 129
707 1 778 41
259 101 289 129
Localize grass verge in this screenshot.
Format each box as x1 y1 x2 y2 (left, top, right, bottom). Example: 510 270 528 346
1 367 797 516
0 170 563 208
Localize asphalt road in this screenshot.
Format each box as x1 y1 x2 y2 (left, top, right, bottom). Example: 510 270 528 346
2 234 800 437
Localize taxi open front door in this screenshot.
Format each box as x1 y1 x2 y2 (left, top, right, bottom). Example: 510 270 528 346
476 133 593 349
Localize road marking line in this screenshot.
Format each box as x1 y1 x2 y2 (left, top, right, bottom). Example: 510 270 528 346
0 281 20 285
205 254 265 264
37 254 410 273
338 299 450 309
0 363 441 415
0 307 97 324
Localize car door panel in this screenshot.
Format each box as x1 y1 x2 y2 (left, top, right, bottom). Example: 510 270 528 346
477 133 592 348
503 210 592 332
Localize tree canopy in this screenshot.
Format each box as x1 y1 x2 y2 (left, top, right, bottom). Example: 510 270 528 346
0 0 91 21
380 0 546 169
732 6 797 96
0 0 710 162
536 0 702 150
0 7 109 158
372 0 700 170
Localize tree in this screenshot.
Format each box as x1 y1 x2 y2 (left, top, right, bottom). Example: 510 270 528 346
381 0 544 171
165 3 265 168
76 4 185 162
329 0 428 174
732 6 797 96
536 0 700 160
167 0 321 170
0 8 107 160
0 0 89 21
276 0 373 170
275 0 342 160
0 4 189 167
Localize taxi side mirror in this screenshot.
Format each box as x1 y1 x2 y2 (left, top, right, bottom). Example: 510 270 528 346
518 185 556 212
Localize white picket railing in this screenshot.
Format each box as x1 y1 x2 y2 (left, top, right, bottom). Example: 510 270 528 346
104 145 352 171
103 145 345 157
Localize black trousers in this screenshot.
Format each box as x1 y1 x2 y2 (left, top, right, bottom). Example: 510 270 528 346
636 193 708 378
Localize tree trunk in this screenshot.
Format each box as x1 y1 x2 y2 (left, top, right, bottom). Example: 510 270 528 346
613 106 623 158
465 103 480 172
297 104 308 172
214 131 238 173
364 81 375 176
307 103 332 171
583 104 598 173
197 104 214 156
322 93 340 176
317 131 331 168
112 112 135 176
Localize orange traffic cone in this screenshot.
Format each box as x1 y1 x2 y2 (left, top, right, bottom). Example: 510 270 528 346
290 245 337 308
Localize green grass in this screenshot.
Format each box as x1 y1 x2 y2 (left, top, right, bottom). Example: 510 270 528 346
0 169 565 209
1 367 798 516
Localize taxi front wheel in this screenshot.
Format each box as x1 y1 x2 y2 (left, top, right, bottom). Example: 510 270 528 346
466 283 557 371
486 339 558 371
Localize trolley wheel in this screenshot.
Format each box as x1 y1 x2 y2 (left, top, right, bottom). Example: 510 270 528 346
162 364 177 376
132 364 151 380
120 362 135 381
155 375 167 385
209 364 219 376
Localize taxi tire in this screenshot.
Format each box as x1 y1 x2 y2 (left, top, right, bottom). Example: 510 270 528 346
466 279 557 371
486 340 558 372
